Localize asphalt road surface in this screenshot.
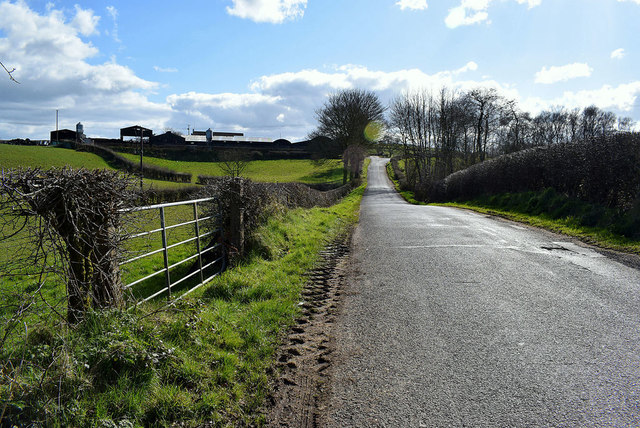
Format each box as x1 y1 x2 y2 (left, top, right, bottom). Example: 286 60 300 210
323 157 640 427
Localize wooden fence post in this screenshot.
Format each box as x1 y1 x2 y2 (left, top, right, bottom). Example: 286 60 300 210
229 178 245 260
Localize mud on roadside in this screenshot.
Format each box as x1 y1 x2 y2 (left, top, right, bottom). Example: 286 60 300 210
264 233 352 427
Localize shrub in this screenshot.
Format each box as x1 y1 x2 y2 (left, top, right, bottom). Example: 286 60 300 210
199 177 358 261
432 133 640 211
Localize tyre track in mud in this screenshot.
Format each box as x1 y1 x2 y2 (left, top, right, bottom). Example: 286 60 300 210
265 235 351 427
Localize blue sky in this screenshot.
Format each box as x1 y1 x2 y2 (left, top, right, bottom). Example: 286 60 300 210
0 0 639 141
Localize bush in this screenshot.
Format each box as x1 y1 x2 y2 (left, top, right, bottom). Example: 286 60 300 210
199 177 359 261
432 133 640 211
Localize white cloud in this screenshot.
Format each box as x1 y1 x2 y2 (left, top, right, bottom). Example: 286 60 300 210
105 6 120 43
445 0 540 28
396 0 428 11
617 0 640 4
534 63 593 84
226 0 307 24
0 1 168 139
154 66 178 73
163 61 523 141
515 0 541 7
445 0 489 28
522 81 640 116
71 5 100 36
454 61 478 74
611 48 626 59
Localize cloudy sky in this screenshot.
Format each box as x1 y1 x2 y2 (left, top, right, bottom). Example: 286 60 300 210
0 0 639 141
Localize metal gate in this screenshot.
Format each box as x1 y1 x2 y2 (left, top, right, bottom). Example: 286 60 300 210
119 197 225 304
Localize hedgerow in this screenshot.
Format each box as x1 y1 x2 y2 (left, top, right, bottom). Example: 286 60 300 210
431 133 640 212
77 143 192 183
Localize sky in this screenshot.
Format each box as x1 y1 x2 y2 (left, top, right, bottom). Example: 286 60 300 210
0 0 639 141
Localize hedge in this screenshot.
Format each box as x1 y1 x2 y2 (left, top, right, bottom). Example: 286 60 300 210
431 133 640 211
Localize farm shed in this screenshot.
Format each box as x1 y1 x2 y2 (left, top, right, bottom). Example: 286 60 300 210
50 129 77 143
120 125 153 141
151 131 186 145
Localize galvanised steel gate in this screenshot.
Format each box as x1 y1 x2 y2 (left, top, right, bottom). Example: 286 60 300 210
120 197 225 304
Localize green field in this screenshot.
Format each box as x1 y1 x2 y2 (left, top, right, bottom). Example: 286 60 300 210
0 145 190 190
116 152 343 184
0 144 112 170
0 144 344 187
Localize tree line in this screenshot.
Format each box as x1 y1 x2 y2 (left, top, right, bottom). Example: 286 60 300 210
313 87 636 197
388 87 635 195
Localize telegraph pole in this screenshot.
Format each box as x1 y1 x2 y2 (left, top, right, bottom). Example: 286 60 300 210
139 127 144 190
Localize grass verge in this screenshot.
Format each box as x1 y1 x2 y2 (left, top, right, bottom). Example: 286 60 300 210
436 188 640 255
385 161 425 205
1 174 366 426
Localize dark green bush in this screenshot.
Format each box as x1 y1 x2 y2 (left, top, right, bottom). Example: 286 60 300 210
433 133 640 212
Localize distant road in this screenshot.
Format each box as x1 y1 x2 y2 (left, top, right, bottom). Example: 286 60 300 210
323 157 640 427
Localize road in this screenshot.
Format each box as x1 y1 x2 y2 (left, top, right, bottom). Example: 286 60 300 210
323 157 640 427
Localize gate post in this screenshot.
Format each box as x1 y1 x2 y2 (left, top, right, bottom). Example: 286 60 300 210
229 178 245 260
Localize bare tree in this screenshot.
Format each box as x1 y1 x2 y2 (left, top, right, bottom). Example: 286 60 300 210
466 88 502 162
314 89 386 183
618 117 636 132
388 84 638 204
219 149 250 177
498 99 532 153
597 110 617 138
0 61 20 84
581 105 600 140
389 90 431 186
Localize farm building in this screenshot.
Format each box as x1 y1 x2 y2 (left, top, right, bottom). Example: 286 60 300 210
43 121 332 159
151 131 185 145
50 129 77 143
50 122 87 144
120 125 153 141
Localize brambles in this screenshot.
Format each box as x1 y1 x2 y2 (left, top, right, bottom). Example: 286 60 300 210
0 168 137 323
200 176 360 261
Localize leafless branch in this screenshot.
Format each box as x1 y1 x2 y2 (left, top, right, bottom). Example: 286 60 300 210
0 61 20 84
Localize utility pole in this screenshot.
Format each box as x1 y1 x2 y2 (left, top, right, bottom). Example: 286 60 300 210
139 127 144 190
55 109 58 145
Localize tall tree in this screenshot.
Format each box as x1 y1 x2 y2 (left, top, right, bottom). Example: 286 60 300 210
314 89 385 183
466 88 502 162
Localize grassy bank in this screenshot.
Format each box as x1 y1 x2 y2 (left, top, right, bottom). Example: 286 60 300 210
1 174 366 426
385 161 425 205
437 189 640 255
